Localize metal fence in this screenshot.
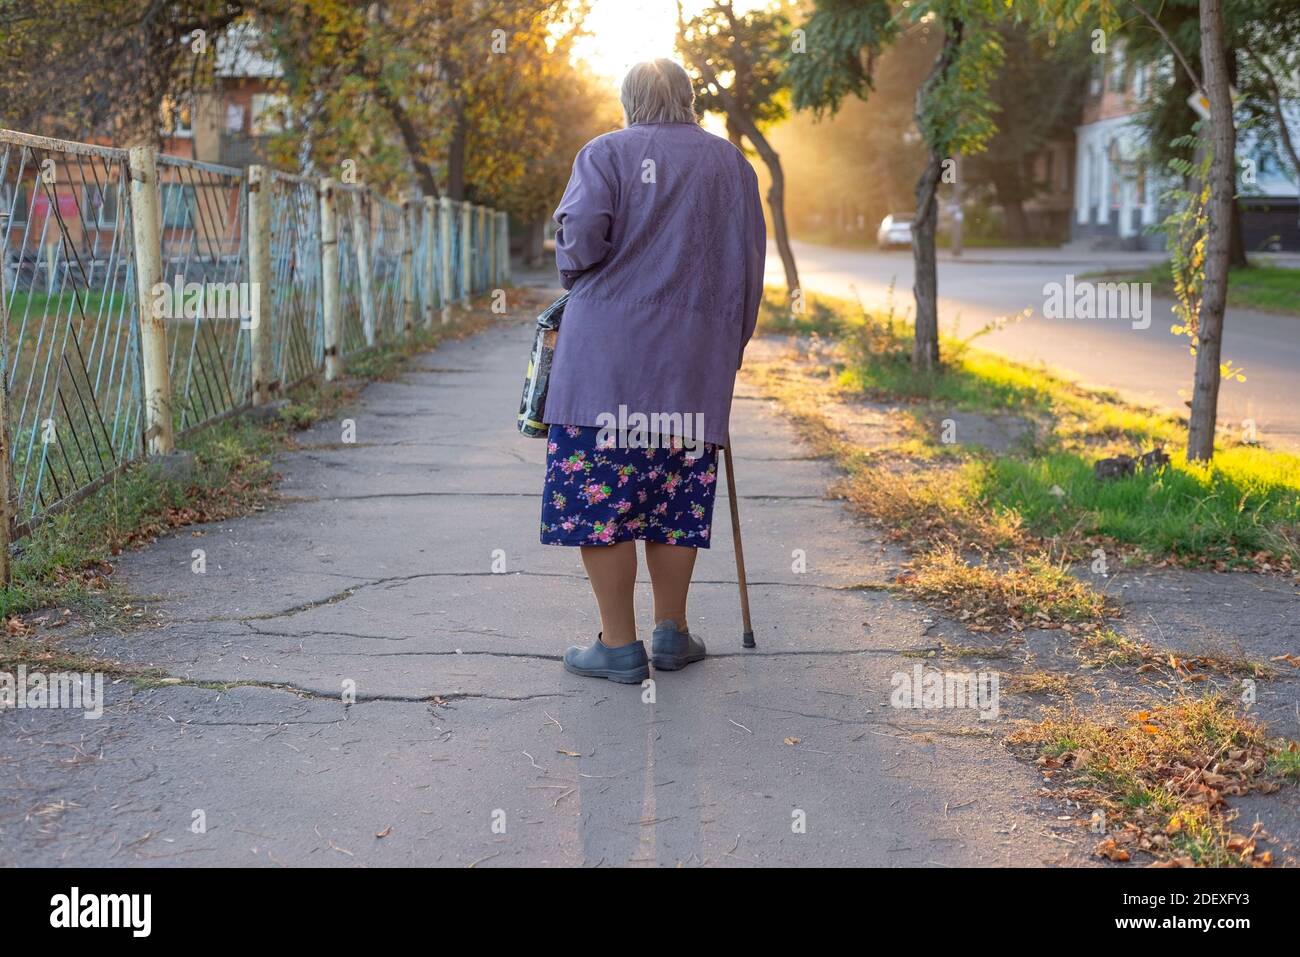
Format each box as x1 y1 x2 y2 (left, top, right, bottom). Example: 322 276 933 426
0 128 509 542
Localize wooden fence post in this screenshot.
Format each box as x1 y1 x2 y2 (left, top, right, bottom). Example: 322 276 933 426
498 211 511 285
246 165 273 405
0 211 12 583
480 205 491 290
351 191 377 346
487 206 497 287
460 200 472 308
422 196 437 329
128 145 174 453
319 178 342 381
439 196 453 324
400 198 416 338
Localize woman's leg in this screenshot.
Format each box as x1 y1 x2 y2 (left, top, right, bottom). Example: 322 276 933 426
580 542 638 647
644 542 698 632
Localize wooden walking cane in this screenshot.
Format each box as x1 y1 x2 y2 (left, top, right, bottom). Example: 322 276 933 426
723 444 755 648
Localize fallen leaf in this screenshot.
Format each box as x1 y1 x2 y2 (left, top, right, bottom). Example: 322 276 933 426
1095 838 1130 862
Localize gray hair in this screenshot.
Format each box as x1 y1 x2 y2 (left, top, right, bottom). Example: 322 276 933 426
620 59 698 126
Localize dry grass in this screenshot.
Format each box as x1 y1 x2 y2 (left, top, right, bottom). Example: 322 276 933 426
742 338 1111 637
1004 670 1076 697
898 547 1112 632
0 630 158 678
1010 695 1294 866
835 464 1025 553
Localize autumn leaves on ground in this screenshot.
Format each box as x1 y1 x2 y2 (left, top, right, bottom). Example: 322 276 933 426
745 289 1300 867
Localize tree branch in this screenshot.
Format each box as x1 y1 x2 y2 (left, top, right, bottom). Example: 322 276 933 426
1242 46 1300 184
1128 0 1204 94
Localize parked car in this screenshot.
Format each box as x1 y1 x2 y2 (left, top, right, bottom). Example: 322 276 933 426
876 213 914 249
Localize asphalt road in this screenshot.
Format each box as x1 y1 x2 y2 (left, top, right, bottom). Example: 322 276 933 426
768 241 1300 451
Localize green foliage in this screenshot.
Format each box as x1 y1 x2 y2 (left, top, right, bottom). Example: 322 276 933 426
1086 259 1300 317
906 2 1006 159
976 451 1300 566
1159 130 1212 355
787 0 1005 159
1158 130 1248 384
963 19 1091 234
784 0 898 116
776 289 1300 568
257 0 606 215
679 2 794 136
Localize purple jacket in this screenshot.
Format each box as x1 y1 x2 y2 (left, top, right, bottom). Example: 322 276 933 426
544 121 766 447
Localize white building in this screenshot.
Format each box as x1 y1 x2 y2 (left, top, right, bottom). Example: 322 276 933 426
1072 43 1300 251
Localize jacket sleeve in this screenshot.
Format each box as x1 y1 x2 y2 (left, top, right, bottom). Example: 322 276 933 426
553 143 616 290
737 161 767 369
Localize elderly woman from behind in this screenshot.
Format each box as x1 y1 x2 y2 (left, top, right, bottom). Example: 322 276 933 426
539 58 766 685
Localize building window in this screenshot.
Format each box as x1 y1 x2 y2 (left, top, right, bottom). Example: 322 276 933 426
2 184 29 225
82 184 120 227
1109 47 1127 94
160 183 197 229
225 102 246 134
251 94 291 135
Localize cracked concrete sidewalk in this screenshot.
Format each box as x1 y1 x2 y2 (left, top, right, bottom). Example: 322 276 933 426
5 286 1242 867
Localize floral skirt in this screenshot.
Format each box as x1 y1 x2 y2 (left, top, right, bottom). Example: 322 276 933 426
540 424 719 547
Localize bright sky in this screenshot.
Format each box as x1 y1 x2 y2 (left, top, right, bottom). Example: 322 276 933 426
569 0 765 136
570 0 688 83
569 0 766 84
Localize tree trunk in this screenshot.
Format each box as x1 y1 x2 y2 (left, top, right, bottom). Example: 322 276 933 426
724 119 799 294
754 140 799 297
447 108 467 201
992 167 1030 243
357 46 439 198
1188 0 1235 462
1228 202 1247 266
375 87 439 198
685 54 799 297
1003 199 1030 243
911 21 961 371
526 217 546 267
912 147 943 371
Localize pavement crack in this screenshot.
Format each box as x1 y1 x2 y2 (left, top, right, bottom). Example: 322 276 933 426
439 691 578 702
238 586 361 621
242 624 410 642
321 650 562 661
180 573 900 626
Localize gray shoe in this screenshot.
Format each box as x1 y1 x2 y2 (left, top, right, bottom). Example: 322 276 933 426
650 620 707 671
562 635 649 684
